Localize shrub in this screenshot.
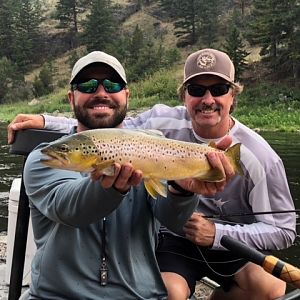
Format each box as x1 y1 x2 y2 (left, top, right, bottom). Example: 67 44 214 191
130 69 181 103
33 63 54 97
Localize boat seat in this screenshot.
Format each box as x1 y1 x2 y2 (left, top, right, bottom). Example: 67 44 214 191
9 129 65 300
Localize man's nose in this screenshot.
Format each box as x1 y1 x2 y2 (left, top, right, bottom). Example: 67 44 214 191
201 90 215 103
94 83 108 96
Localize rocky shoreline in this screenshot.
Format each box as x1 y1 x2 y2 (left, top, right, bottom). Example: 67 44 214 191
0 235 6 263
0 235 10 300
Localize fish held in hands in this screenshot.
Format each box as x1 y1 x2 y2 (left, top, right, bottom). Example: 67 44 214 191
40 128 243 199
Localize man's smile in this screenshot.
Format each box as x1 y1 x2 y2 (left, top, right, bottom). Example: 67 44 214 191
195 104 221 115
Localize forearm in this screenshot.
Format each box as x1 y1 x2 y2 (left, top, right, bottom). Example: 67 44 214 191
213 221 296 250
43 114 77 132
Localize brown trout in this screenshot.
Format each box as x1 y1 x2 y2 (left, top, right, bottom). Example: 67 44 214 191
40 128 243 199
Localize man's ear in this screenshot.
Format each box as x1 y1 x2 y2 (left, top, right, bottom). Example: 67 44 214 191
125 88 130 108
68 90 75 111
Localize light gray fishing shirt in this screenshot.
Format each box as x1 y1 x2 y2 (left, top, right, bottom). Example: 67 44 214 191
24 140 198 299
44 104 296 250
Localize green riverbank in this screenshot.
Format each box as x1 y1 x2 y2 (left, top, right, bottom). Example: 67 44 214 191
0 71 299 132
1 99 299 133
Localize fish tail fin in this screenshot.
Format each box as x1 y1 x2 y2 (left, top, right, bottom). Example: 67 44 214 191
199 168 226 182
144 178 167 199
225 143 244 176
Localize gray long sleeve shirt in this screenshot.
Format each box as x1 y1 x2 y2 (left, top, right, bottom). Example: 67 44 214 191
24 142 198 299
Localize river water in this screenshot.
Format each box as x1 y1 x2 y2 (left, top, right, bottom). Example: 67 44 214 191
0 122 300 266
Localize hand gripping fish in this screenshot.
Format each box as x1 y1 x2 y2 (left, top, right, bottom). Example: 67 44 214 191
40 128 243 199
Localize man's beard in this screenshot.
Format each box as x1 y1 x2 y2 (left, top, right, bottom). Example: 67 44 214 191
73 99 127 129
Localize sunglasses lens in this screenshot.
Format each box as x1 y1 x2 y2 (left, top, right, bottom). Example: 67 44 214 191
73 79 125 94
186 84 230 97
187 85 206 97
210 84 230 96
102 79 125 93
76 79 99 93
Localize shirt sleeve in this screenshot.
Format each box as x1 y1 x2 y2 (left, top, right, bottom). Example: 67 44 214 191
153 192 199 235
212 157 297 250
43 114 77 133
213 221 296 250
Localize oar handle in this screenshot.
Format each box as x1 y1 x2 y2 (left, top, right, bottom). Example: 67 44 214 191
220 235 265 265
263 256 300 289
221 236 300 289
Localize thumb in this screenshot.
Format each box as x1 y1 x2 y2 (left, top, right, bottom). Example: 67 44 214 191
216 135 232 150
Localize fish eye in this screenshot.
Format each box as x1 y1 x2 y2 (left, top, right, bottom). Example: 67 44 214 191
59 144 69 152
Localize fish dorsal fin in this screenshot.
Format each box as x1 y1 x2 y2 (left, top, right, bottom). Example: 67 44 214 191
144 178 167 199
93 160 115 176
134 129 166 138
225 143 244 176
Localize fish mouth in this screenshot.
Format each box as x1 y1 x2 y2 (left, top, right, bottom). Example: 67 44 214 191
40 149 70 167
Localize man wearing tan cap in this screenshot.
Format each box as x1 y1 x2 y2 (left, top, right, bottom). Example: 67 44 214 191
16 50 232 299
151 49 295 300
8 49 296 300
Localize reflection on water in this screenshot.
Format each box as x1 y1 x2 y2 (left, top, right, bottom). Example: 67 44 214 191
259 132 300 280
0 122 22 230
0 122 299 268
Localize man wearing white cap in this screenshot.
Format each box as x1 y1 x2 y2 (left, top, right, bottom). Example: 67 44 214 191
8 49 296 300
19 51 232 299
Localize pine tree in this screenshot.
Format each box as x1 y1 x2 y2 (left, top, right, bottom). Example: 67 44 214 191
248 0 289 59
248 0 299 77
159 0 200 45
160 0 222 46
223 26 249 80
0 0 16 60
82 0 117 52
12 0 42 68
279 0 300 80
128 25 144 60
55 0 90 48
232 0 253 16
197 0 221 47
0 57 30 104
55 0 90 33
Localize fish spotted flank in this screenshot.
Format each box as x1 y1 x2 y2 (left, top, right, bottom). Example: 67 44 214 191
40 128 243 199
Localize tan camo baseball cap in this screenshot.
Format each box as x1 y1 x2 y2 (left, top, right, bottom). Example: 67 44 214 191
183 49 235 85
70 51 127 84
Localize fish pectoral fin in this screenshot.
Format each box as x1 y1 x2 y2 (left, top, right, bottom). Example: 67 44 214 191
93 160 115 176
196 168 225 182
144 178 167 199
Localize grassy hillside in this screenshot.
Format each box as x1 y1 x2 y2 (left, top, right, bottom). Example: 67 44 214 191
0 0 299 132
1 62 299 132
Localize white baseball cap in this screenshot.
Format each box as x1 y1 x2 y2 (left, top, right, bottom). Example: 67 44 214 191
70 51 127 84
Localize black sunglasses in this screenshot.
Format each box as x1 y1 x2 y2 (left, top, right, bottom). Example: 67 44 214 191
72 79 126 94
186 83 231 97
